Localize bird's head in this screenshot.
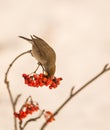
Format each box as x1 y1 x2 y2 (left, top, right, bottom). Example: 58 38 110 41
45 64 56 79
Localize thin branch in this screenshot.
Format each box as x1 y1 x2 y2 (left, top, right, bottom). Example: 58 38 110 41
19 110 45 130
70 86 75 96
20 96 32 111
19 121 23 130
14 94 22 106
4 50 32 130
40 64 110 130
103 63 110 72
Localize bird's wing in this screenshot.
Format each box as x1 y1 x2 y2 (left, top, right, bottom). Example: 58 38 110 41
31 35 56 62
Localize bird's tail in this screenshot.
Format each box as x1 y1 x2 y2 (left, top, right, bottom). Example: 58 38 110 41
19 36 32 42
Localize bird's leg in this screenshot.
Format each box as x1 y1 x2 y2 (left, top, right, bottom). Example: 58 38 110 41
28 62 40 75
38 62 48 76
38 62 45 74
34 62 48 76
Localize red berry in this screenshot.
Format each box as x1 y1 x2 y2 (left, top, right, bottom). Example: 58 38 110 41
39 73 44 78
42 77 47 83
44 111 55 122
22 74 27 77
33 74 38 79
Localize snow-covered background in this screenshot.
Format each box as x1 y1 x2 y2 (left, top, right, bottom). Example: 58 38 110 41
1 0 110 130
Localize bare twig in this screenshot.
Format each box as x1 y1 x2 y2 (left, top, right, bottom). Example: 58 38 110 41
4 50 32 130
103 63 110 71
70 86 75 96
19 110 45 130
20 96 32 111
40 64 110 130
14 94 22 106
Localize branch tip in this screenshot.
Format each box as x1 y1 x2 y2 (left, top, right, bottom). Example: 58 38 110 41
103 64 110 71
70 86 75 96
14 94 22 106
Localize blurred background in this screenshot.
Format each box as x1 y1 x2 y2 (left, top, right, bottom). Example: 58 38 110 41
0 0 110 130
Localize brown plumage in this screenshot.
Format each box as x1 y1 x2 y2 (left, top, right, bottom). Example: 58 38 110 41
19 35 56 78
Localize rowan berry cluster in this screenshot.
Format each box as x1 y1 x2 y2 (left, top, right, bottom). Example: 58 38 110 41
44 111 55 122
22 73 62 89
14 97 39 120
14 96 55 123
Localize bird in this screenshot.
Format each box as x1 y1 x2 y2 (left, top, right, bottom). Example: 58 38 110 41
19 35 56 78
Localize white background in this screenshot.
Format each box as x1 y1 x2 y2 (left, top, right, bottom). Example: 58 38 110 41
0 0 110 130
